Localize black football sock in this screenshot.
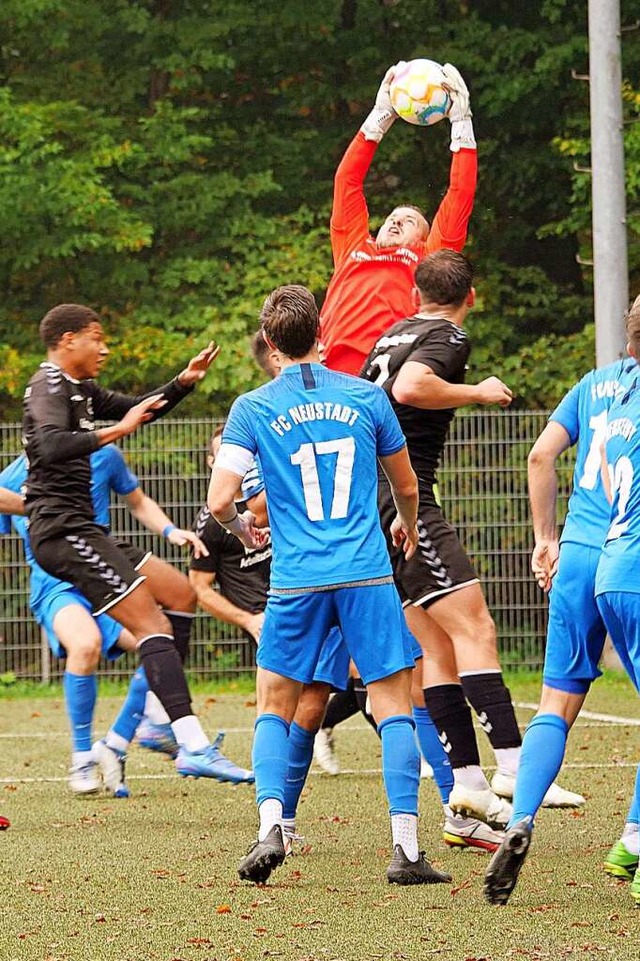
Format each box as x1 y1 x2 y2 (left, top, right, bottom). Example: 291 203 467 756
460 671 522 749
322 678 359 729
138 634 193 722
163 610 195 664
353 676 379 734
423 683 480 769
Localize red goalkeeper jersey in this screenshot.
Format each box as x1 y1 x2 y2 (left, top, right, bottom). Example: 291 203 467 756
320 132 477 375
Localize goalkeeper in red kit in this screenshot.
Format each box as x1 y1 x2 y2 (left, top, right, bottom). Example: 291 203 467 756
320 61 477 375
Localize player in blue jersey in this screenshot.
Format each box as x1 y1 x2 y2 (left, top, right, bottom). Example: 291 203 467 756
593 296 640 904
484 300 639 905
209 284 453 887
0 446 253 794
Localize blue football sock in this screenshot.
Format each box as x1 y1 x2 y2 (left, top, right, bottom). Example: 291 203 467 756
110 667 149 744
253 713 290 807
413 705 454 805
63 671 97 753
283 722 316 820
510 713 569 827
627 763 640 826
378 714 420 816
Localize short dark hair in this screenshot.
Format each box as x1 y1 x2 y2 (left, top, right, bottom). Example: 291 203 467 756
250 329 274 375
260 285 319 359
414 250 473 307
40 304 101 348
208 423 225 458
625 296 640 355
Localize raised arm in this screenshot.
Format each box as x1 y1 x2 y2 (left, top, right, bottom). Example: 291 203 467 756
393 363 512 409
123 487 208 558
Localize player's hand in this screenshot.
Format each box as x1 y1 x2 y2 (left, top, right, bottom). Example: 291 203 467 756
390 514 419 560
117 395 167 436
475 377 513 408
236 510 271 551
531 539 559 592
361 62 405 142
243 611 264 644
177 341 220 387
441 63 472 122
167 527 210 559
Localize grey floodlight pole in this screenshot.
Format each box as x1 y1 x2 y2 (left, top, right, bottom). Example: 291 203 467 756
588 0 629 366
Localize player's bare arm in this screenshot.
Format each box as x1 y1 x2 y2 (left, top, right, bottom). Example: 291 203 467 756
528 421 571 592
0 486 25 516
188 569 264 642
208 465 269 551
378 447 419 560
393 362 512 410
124 488 209 559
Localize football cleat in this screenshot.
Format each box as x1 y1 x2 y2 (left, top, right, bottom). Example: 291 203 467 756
483 817 533 906
238 824 286 884
386 845 452 886
630 866 640 904
491 771 585 809
313 728 340 775
176 732 254 784
604 839 640 881
443 814 504 853
0 815 10 830
93 739 129 798
449 784 512 831
69 759 101 796
136 719 179 758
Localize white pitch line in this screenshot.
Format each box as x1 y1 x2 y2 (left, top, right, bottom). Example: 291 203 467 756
516 701 640 726
0 760 638 786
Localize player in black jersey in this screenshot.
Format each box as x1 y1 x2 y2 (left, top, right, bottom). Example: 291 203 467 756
189 426 271 644
22 303 253 784
362 250 581 840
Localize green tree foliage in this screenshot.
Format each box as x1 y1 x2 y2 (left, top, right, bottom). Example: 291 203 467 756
0 0 638 416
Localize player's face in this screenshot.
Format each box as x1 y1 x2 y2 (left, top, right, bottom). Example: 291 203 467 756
376 207 429 249
69 322 110 378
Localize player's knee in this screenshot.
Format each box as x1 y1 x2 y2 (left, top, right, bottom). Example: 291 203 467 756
295 684 331 730
64 635 101 672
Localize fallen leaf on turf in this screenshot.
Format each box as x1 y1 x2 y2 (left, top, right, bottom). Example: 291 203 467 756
187 936 213 944
216 904 232 914
31 711 42 718
245 700 257 707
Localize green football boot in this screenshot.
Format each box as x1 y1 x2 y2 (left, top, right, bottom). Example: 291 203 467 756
631 866 640 904
604 840 639 881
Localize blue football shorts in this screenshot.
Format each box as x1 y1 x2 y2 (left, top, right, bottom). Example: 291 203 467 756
595 591 640 692
543 542 607 694
258 580 416 686
312 618 421 690
36 583 125 661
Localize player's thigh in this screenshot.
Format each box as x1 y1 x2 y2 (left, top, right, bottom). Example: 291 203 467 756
543 543 606 694
258 592 335 685
428 583 499 670
49 595 102 662
128 551 196 612
596 592 640 691
335 582 414 685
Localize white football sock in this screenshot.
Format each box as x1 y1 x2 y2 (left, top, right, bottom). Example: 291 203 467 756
453 765 491 791
494 747 521 777
621 822 640 855
258 799 283 842
171 715 209 752
72 750 94 767
144 692 171 725
105 731 129 753
391 813 419 862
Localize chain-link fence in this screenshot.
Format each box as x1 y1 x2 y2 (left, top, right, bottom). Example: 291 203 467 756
0 412 570 681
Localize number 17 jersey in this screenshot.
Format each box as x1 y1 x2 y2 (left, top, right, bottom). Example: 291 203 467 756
221 362 407 592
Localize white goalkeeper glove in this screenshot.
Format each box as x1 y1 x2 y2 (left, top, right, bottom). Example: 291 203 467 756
360 63 405 143
441 62 476 152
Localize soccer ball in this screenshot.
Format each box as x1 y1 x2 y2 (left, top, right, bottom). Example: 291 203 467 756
389 59 451 126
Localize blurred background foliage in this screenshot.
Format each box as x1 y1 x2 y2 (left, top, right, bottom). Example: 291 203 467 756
0 0 638 416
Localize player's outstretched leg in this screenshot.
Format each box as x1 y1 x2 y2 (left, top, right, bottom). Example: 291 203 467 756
483 817 533 905
239 714 290 884
176 732 254 784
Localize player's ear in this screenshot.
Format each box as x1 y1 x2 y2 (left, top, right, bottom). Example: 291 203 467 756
627 340 636 360
411 286 420 311
467 287 476 308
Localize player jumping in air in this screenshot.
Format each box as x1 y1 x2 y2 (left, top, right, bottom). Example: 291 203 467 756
320 61 477 375
209 284 452 887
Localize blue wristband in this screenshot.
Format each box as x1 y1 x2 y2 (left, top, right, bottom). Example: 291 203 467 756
163 524 176 538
